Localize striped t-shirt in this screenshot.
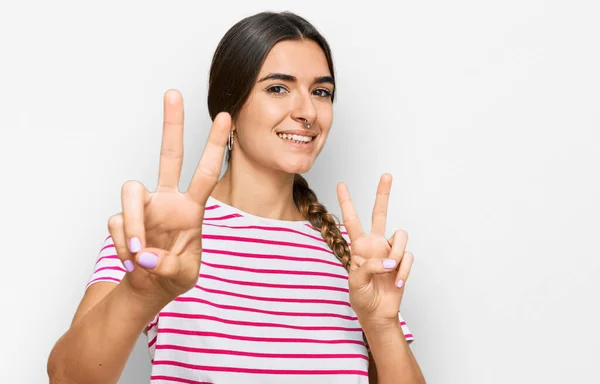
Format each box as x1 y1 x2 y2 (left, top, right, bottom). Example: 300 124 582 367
87 196 414 384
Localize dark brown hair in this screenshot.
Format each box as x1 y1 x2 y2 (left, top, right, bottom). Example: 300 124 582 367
207 11 351 270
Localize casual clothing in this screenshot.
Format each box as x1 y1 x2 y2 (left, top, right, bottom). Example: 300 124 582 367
87 196 414 384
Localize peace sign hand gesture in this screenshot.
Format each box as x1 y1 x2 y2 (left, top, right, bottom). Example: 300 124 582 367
109 90 230 303
337 174 414 327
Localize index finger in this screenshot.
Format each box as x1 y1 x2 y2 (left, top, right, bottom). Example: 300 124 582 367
186 112 231 204
336 182 364 243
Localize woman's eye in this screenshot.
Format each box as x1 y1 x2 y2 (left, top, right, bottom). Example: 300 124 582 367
313 88 332 98
266 85 287 94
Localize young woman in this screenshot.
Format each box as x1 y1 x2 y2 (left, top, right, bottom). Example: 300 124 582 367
47 11 425 384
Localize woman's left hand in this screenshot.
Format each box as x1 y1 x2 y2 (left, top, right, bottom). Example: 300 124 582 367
337 173 414 327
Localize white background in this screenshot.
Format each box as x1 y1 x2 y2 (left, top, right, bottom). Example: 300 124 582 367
1 0 599 383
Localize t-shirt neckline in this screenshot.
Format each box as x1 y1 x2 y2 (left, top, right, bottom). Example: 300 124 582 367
207 195 311 227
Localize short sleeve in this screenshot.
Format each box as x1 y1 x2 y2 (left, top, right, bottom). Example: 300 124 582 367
85 234 159 356
85 235 127 290
398 311 415 344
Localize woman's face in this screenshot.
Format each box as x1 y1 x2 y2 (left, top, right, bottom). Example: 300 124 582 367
233 39 334 175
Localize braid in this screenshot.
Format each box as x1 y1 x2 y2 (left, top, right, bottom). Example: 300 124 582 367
225 147 350 269
293 174 351 270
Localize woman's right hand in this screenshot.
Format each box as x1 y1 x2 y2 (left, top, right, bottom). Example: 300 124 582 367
108 89 231 303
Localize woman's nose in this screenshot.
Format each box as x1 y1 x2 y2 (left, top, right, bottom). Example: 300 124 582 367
291 92 317 127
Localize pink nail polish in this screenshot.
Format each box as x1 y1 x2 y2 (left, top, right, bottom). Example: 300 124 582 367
129 237 142 253
383 259 397 269
123 260 135 272
396 280 404 288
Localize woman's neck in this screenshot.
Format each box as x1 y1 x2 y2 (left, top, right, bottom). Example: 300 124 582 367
210 158 304 222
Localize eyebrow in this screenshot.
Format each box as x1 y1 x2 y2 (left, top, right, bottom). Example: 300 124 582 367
257 73 335 87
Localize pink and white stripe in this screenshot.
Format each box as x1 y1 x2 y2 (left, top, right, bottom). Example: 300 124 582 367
86 196 414 383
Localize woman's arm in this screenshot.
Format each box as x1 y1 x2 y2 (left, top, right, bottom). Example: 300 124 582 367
365 321 426 384
47 278 168 384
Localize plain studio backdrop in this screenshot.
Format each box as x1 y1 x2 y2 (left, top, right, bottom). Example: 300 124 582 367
1 0 598 383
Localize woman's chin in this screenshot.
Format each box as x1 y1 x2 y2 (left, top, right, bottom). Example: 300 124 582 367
279 160 314 175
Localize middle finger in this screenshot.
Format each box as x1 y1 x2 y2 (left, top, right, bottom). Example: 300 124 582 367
157 89 185 190
371 173 392 236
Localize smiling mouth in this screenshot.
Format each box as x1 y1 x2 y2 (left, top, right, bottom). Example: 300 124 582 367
277 132 315 144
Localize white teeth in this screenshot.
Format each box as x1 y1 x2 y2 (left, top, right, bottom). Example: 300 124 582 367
277 133 313 143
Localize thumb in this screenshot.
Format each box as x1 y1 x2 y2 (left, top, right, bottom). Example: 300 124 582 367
134 247 181 279
349 257 397 290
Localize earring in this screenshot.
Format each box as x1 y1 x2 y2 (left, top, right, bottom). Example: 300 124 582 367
227 130 234 151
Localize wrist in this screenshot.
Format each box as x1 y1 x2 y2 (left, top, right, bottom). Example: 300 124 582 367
360 316 401 336
120 277 173 321
362 318 404 355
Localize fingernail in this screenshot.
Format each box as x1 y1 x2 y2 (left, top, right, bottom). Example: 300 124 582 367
396 280 404 288
129 237 142 253
138 252 158 269
123 260 135 272
383 259 397 269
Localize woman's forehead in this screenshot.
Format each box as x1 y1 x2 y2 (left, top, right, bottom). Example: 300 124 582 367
258 40 331 80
